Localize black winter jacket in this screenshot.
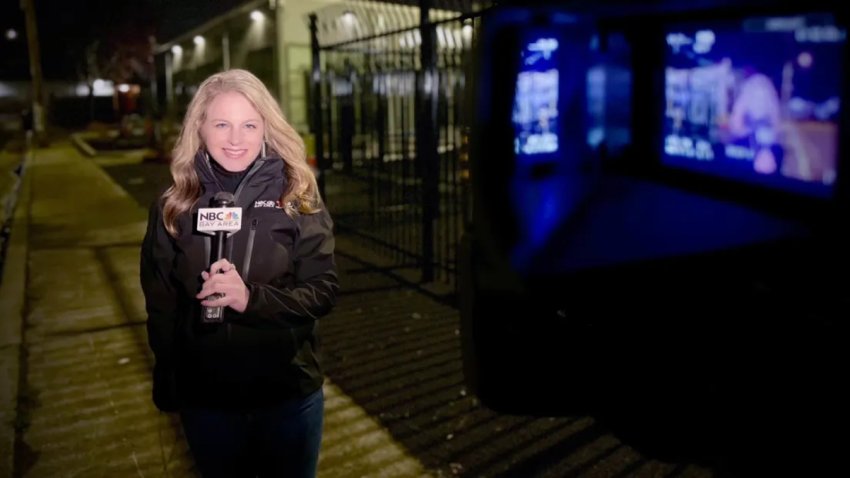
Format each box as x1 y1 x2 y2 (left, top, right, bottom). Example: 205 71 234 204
140 153 338 411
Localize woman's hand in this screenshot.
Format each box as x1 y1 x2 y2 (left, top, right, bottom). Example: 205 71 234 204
196 259 250 313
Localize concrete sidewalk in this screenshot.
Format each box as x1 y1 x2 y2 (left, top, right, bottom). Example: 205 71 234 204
0 134 30 478
1 139 430 477
2 135 726 478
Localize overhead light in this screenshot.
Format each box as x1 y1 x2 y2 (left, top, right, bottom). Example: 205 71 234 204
5 29 17 40
251 10 264 22
171 45 183 54
193 35 205 46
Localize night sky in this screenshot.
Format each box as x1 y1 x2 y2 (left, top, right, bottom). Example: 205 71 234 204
1 0 247 81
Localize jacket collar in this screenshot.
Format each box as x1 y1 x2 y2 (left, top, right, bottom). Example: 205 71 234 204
194 151 287 207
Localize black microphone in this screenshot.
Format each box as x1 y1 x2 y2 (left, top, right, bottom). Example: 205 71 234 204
197 191 242 322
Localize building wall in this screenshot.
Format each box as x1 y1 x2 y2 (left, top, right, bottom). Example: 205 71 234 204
164 2 277 120
156 0 344 135
277 0 341 133
154 0 461 135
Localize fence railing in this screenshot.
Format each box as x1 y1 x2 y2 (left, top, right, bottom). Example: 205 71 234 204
310 0 490 296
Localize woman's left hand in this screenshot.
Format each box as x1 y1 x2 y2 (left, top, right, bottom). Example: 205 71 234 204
196 259 250 313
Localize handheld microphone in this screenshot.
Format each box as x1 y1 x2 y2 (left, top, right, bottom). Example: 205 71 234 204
197 191 242 322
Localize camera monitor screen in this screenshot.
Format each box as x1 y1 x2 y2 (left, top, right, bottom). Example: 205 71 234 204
663 14 846 198
507 25 596 273
513 35 561 158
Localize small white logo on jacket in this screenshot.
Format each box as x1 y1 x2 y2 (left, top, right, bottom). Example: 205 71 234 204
254 200 282 208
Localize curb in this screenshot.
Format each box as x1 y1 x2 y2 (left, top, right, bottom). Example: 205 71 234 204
69 132 96 157
0 138 32 478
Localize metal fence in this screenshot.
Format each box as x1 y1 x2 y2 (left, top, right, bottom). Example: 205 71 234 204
310 0 490 296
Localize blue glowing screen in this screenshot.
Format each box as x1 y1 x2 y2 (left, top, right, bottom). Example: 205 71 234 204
663 15 846 198
513 36 561 157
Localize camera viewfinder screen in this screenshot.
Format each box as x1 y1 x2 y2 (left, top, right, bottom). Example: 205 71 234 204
513 35 561 158
663 14 847 198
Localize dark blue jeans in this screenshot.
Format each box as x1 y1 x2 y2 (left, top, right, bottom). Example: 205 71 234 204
180 388 324 478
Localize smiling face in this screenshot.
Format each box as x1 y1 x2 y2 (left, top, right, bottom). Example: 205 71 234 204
200 90 265 172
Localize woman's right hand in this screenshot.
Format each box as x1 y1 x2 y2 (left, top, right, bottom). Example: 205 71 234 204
197 259 251 313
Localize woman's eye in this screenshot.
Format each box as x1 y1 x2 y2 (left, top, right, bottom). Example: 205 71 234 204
215 123 228 128
246 124 257 129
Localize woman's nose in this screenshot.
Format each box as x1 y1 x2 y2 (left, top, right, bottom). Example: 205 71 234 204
228 128 242 144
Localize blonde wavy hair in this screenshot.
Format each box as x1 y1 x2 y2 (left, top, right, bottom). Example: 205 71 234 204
162 68 319 237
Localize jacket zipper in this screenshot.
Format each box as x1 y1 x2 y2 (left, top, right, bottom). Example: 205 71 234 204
201 156 266 206
216 159 266 343
242 218 259 279
227 219 259 343
233 159 267 205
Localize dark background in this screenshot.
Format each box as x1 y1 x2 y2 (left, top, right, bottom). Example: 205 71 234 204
1 0 247 81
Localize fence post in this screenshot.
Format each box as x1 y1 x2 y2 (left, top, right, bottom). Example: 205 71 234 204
417 0 439 282
340 60 355 174
309 14 326 200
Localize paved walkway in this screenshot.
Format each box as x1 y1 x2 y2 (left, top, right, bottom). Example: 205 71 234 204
0 132 30 477
2 140 429 477
1 135 736 478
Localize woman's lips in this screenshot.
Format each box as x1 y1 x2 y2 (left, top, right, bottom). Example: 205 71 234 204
222 148 247 159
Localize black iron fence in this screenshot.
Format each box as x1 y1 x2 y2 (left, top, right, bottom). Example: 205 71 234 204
310 1 490 296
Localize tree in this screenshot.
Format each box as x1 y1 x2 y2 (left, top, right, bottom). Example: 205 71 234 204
74 8 156 121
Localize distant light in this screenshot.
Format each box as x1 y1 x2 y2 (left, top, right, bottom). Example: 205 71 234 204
171 45 182 55
5 29 17 40
118 84 130 93
250 10 264 22
193 35 205 46
462 24 473 41
91 79 115 96
341 11 356 23
0 82 17 96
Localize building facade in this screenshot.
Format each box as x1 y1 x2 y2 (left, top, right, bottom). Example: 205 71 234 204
154 0 342 134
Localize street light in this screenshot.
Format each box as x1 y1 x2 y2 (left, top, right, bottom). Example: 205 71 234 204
5 28 17 40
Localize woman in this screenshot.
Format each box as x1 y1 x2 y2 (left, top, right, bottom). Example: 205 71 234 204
140 69 337 478
728 72 783 175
